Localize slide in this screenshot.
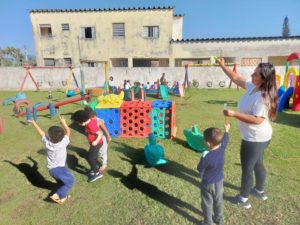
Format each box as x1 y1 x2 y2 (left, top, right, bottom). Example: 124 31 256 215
278 86 294 112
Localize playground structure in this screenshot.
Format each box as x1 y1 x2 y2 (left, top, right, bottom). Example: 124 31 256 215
94 97 177 139
65 66 81 97
185 61 240 89
14 94 90 121
2 92 27 106
145 79 184 100
277 52 300 112
3 65 84 107
183 124 208 153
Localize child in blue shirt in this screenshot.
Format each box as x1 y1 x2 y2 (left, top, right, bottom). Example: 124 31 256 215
197 123 230 225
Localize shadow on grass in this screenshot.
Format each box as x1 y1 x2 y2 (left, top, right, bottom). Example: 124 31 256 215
67 145 89 176
204 100 238 107
112 140 147 165
68 145 88 159
3 156 57 190
113 140 200 188
224 182 240 192
69 122 85 135
66 154 88 175
108 162 202 224
274 111 300 128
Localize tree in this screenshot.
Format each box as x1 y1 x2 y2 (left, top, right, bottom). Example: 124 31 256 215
282 16 290 37
0 47 25 67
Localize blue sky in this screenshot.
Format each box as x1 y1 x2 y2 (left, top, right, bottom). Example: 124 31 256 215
0 0 299 55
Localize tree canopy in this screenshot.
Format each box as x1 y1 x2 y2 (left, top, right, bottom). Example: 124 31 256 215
282 16 290 38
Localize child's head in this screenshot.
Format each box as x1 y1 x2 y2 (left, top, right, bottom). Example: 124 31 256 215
203 127 223 149
71 110 90 125
84 106 97 118
48 126 65 143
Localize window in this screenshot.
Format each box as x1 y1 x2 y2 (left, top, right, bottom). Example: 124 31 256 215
87 62 97 67
111 58 128 67
64 58 72 66
80 27 96 39
133 58 168 67
143 26 159 38
112 23 125 37
62 23 70 31
40 24 52 38
44 58 55 66
241 58 261 66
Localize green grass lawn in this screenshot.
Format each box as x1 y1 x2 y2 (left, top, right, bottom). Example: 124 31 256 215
0 89 299 225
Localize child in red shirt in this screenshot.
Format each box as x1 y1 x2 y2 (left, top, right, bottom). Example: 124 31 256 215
71 110 103 182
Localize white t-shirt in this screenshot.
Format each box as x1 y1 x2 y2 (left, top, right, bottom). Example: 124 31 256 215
42 135 70 169
237 82 272 142
125 82 131 90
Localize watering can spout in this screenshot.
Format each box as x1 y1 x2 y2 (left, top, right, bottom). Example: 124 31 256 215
148 133 156 145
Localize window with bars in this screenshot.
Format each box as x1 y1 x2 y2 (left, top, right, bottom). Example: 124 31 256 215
62 23 70 31
44 58 55 66
80 27 96 39
87 62 97 67
143 26 159 38
112 23 125 37
64 58 72 66
40 24 52 38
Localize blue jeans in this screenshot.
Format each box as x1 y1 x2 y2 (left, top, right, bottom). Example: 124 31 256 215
49 167 75 199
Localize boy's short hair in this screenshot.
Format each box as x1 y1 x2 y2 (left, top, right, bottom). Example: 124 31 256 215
203 127 223 147
48 126 65 144
71 110 90 124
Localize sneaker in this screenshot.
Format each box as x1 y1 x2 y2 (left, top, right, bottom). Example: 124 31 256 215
89 170 96 176
50 193 64 204
88 172 103 182
59 195 71 204
251 188 268 200
231 195 251 209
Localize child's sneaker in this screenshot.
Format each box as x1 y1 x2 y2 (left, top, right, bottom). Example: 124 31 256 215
59 195 71 204
50 193 62 204
251 188 268 200
88 172 103 182
232 195 251 209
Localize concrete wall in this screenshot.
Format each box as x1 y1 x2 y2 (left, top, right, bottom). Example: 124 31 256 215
171 38 300 63
0 66 291 91
30 8 175 66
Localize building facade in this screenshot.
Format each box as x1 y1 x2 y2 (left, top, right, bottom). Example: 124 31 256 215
30 6 300 67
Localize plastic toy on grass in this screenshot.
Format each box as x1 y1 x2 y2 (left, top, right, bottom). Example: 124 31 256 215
96 91 124 108
3 92 26 106
144 133 167 166
183 124 208 153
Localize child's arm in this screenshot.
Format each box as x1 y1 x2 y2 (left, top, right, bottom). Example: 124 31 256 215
98 120 112 142
197 158 207 180
224 122 231 133
60 116 71 137
27 120 45 138
92 131 103 146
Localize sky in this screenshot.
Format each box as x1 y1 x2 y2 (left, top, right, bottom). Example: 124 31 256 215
0 0 299 55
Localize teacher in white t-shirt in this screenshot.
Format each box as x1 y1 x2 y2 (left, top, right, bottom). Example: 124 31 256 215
217 58 278 209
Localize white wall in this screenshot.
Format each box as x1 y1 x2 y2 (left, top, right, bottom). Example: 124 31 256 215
0 65 291 91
